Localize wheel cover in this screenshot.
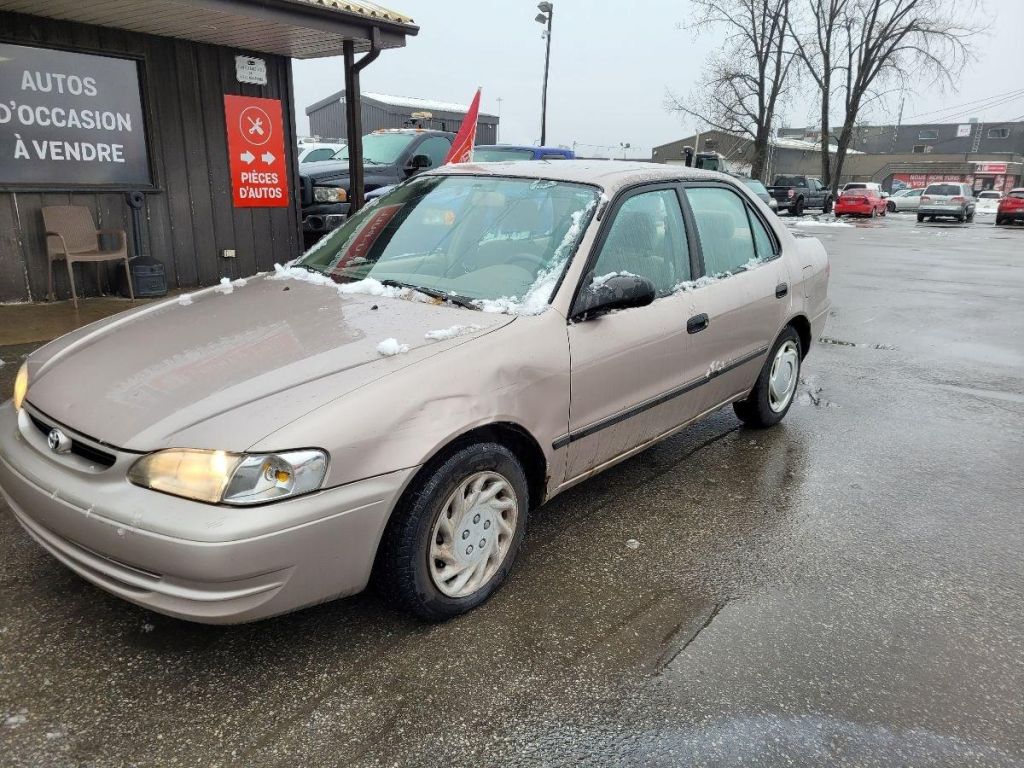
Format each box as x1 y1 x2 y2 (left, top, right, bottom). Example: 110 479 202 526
428 471 519 598
768 340 799 413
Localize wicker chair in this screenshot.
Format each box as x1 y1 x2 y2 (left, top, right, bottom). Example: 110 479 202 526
41 205 134 309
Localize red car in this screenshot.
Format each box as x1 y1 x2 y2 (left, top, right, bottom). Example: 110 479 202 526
995 188 1024 226
835 186 888 218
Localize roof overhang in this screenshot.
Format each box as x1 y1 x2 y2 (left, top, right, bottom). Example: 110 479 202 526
0 0 418 58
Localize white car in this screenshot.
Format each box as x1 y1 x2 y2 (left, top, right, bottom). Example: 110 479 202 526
297 143 346 164
887 188 925 212
974 190 1003 216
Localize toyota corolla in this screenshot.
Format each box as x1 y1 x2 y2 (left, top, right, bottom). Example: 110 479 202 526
0 162 830 624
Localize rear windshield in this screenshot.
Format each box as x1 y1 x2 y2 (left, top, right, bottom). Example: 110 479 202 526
978 191 1002 199
772 176 805 187
1010 191 1024 199
925 184 962 195
843 183 869 190
741 179 768 195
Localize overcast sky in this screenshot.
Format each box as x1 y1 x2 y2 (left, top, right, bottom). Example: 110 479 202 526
291 0 1022 158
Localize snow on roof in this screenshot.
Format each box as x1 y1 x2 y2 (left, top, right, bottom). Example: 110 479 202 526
772 136 864 154
287 0 416 27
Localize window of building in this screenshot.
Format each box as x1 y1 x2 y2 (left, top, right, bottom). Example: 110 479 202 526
912 145 933 154
987 128 1010 139
917 129 939 141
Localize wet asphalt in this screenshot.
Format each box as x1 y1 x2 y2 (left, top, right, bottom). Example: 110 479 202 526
1 213 1022 767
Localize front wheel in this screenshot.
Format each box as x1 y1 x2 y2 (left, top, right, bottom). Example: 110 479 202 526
733 328 802 428
376 443 528 621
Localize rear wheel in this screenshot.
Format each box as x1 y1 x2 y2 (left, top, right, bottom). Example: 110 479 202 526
958 214 966 223
996 216 1005 226
793 198 805 216
734 327 802 429
376 442 528 621
870 206 877 219
823 197 833 214
887 200 896 212
917 213 924 223
966 210 975 223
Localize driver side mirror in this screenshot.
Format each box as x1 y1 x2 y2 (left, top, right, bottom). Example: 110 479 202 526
405 154 432 175
572 274 656 321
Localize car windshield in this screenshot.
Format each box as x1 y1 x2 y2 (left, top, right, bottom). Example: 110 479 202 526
741 179 768 195
473 147 536 162
330 133 416 165
294 174 599 310
926 184 961 196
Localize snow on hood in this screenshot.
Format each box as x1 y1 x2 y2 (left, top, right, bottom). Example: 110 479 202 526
26 274 513 451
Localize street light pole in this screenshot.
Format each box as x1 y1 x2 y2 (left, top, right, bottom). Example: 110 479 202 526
535 2 553 146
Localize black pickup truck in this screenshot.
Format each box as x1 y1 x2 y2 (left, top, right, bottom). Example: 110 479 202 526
767 175 833 215
299 129 455 246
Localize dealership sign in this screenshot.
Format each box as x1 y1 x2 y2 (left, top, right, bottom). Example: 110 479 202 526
973 162 1007 174
0 43 150 186
224 95 288 208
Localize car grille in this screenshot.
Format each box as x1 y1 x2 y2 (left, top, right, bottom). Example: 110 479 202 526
29 414 117 468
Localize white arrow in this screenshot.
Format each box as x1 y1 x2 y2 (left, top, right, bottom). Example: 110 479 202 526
240 151 255 164
261 151 276 165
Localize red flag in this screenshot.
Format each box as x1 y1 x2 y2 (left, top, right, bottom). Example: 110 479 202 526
443 88 481 164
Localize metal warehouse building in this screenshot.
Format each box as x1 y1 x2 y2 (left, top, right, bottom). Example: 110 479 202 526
306 90 499 143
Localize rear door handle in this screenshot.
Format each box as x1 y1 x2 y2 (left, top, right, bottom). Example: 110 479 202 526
687 313 709 334
775 282 789 298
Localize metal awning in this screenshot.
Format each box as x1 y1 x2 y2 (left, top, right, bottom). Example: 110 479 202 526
0 0 418 57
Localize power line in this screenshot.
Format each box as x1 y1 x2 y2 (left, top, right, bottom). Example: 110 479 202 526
927 92 1024 124
903 88 1024 122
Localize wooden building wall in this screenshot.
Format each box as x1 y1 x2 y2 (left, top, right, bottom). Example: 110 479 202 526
0 12 302 303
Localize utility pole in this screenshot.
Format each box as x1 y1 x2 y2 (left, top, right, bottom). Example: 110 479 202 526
535 2 553 146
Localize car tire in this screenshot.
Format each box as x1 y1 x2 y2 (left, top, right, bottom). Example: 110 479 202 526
733 327 802 429
870 206 877 219
793 198 804 216
916 213 924 223
887 201 896 212
996 216 1005 226
966 211 975 223
375 442 528 621
958 214 966 223
823 197 833 214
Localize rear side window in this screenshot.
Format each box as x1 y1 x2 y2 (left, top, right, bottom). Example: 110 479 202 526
592 189 691 297
687 187 761 277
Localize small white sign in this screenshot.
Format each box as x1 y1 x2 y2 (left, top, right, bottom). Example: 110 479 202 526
235 56 267 86
956 124 972 137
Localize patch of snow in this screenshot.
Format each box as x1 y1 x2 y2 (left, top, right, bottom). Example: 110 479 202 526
625 539 641 550
791 220 853 228
376 338 409 356
424 324 484 341
706 360 725 378
4 713 27 728
674 275 720 292
177 294 193 306
271 264 409 300
0 360 4 367
592 270 638 288
233 278 248 287
216 277 234 294
142 623 155 633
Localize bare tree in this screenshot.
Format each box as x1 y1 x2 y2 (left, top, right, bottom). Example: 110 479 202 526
667 0 794 180
787 0 852 187
826 0 978 192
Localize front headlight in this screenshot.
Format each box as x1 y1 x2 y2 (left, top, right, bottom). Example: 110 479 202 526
313 186 347 203
128 448 327 505
13 363 28 411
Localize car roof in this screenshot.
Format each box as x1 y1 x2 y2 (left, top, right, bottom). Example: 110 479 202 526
426 160 730 192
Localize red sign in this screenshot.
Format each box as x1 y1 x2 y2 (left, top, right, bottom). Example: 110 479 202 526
224 95 288 207
974 162 1007 175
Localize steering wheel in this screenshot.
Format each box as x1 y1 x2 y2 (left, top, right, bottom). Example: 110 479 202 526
508 252 547 271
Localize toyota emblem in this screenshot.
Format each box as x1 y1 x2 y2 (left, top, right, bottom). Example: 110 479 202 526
47 428 71 454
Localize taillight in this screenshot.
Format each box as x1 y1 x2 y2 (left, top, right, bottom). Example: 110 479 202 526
788 189 795 199
920 195 931 203
951 196 966 203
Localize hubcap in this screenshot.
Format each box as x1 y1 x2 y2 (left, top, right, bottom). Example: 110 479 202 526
428 471 518 598
768 340 799 412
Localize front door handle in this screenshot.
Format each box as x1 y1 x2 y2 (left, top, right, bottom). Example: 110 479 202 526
776 282 789 298
687 313 709 334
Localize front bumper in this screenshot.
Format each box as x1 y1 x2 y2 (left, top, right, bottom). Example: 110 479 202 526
0 404 415 624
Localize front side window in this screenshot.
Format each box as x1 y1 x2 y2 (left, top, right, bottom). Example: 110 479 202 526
295 175 598 308
417 137 453 168
590 189 690 297
687 187 763 277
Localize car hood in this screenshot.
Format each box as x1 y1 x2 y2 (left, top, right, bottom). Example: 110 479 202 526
301 162 397 184
26 275 513 451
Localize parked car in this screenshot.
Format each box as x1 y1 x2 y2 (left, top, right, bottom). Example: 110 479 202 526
917 182 976 223
839 182 884 196
299 129 455 247
834 185 888 218
1 162 830 624
995 188 1024 226
297 142 346 164
974 190 1003 216
767 175 833 215
472 145 575 161
887 187 924 212
737 177 779 212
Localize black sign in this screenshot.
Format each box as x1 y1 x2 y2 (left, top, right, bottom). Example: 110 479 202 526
0 43 150 187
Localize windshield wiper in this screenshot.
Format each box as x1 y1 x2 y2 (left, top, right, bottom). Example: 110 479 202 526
380 279 479 310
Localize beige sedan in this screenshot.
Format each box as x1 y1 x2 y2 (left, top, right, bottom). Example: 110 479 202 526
0 162 830 623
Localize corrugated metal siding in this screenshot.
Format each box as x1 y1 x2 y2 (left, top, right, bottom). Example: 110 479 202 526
307 97 498 144
0 11 302 303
